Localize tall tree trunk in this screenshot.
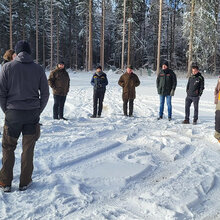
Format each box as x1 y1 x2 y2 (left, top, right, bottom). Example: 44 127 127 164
156 0 163 75
9 0 13 49
56 8 60 64
22 13 25 40
42 4 46 69
100 0 105 69
69 6 72 68
50 0 53 70
85 13 89 71
214 0 219 75
127 0 132 66
187 0 195 78
36 0 39 63
121 0 127 70
170 0 177 68
88 0 93 71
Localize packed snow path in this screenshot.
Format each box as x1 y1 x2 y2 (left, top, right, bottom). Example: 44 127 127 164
0 71 220 220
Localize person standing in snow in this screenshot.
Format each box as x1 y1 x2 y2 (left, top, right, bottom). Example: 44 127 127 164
90 65 108 118
214 76 220 143
0 40 49 192
156 61 177 121
118 65 140 117
182 65 204 125
48 61 70 120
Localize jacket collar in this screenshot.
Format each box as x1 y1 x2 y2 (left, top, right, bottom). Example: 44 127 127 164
14 52 33 64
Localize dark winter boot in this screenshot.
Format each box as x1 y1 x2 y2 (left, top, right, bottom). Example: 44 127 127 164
182 119 190 124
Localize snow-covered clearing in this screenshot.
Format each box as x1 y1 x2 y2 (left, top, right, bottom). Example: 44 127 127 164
1 70 220 220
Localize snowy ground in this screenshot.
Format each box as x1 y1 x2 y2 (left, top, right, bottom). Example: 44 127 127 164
1 70 220 220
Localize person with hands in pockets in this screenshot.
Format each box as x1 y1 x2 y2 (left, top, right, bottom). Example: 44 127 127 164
156 60 177 121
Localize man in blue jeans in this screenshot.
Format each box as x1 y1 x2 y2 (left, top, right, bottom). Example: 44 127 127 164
156 61 177 121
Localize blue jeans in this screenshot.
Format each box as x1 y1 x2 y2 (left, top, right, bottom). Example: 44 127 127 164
159 95 172 118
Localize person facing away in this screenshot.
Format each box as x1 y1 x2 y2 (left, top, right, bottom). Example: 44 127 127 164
118 65 140 117
156 61 177 121
214 76 220 143
0 40 49 192
48 61 70 120
90 65 108 118
182 65 205 125
1 49 16 66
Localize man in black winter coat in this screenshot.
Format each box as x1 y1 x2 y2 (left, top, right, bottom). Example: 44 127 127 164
156 61 177 121
182 65 204 125
0 40 49 192
90 66 108 118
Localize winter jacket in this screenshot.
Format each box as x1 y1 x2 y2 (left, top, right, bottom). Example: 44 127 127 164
91 71 108 92
214 79 220 104
1 59 9 66
48 67 70 96
156 68 177 96
186 72 204 97
0 52 49 113
118 72 140 100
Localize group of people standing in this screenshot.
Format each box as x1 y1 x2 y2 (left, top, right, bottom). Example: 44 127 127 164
0 40 219 193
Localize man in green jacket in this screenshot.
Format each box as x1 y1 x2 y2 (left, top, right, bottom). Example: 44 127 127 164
156 61 177 121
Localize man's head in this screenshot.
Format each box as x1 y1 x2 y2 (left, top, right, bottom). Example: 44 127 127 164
58 61 65 69
162 61 169 70
15 40 31 55
126 65 133 74
192 65 199 75
96 65 102 73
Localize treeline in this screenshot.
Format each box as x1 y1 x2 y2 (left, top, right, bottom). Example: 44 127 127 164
0 0 219 73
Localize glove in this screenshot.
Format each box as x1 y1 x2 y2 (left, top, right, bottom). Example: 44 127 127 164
98 84 102 88
170 89 175 96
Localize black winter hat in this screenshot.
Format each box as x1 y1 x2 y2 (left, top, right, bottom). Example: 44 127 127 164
96 65 102 70
162 60 169 67
58 61 65 65
15 40 31 55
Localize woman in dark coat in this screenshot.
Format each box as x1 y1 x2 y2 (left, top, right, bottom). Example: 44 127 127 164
48 61 70 120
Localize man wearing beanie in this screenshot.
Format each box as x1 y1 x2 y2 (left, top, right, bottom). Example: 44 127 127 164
118 65 140 117
156 60 177 121
48 61 70 120
0 40 49 192
90 65 108 118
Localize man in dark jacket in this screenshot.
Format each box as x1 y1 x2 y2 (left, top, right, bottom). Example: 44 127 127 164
90 65 108 118
0 40 49 192
48 61 70 120
118 65 140 117
156 61 177 121
182 65 204 125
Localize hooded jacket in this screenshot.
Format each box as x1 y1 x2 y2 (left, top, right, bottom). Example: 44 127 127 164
48 66 70 96
186 72 204 97
0 52 49 113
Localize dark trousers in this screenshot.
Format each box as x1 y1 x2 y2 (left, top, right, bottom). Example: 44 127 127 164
123 99 134 116
93 90 105 116
185 96 200 121
0 109 40 186
53 95 66 119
